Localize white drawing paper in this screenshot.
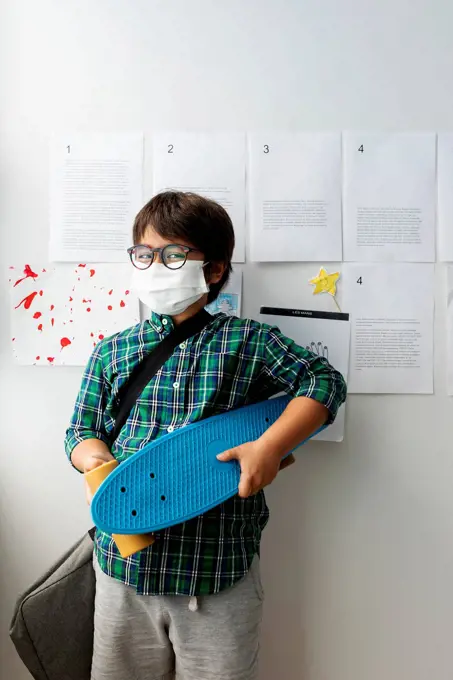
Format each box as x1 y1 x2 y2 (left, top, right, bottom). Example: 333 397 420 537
9 263 139 366
437 134 453 261
343 132 436 262
446 266 453 395
206 269 242 317
248 133 342 262
153 132 246 263
49 132 144 262
342 263 434 393
259 308 350 442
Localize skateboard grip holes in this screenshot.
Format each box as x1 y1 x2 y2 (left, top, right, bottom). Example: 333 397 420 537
161 495 166 501
120 487 126 493
150 473 155 479
131 509 137 517
265 418 270 423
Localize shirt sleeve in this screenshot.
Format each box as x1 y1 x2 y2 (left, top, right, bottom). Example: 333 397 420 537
64 343 111 464
259 324 347 423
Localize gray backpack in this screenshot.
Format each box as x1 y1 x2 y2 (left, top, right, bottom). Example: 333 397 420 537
10 530 95 680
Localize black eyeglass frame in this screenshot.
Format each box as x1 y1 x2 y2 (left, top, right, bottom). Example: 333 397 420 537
127 244 202 270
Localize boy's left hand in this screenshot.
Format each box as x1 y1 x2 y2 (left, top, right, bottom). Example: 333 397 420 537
217 441 281 498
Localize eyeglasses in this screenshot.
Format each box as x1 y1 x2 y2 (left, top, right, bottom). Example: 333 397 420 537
127 244 201 270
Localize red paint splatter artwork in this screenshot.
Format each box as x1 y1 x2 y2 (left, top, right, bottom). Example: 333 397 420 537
11 262 138 366
14 264 38 287
15 291 38 310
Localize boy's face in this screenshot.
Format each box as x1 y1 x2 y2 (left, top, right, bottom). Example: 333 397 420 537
140 226 225 286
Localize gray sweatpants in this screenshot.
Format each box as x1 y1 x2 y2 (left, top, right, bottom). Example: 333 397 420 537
91 557 264 680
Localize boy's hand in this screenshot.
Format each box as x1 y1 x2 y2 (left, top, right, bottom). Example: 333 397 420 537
84 453 116 505
71 440 116 504
217 441 281 498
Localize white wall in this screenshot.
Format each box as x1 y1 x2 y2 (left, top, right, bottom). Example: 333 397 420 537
2 2 453 679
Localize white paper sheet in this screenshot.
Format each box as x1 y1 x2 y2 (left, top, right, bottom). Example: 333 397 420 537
248 133 342 262
9 263 139 366
206 268 242 317
343 133 436 262
152 133 246 263
259 308 350 442
446 267 453 395
437 134 453 261
49 133 144 262
343 263 434 393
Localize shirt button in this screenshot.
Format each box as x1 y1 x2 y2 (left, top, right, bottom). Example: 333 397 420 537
179 342 186 349
162 318 168 326
167 425 174 433
156 326 162 333
173 382 179 389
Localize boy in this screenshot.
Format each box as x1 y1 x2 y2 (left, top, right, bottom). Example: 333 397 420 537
65 191 346 680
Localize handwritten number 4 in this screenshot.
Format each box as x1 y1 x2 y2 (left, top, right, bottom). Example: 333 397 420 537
357 277 363 285
358 145 364 153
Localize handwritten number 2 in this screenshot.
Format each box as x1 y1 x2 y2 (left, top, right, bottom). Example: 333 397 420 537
263 145 269 154
168 144 174 154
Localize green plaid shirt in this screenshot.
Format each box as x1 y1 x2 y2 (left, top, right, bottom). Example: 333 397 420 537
65 312 346 596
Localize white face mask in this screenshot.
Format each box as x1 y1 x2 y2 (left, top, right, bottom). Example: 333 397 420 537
130 261 209 316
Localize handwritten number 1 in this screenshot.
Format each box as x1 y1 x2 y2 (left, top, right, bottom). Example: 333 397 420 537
66 145 70 154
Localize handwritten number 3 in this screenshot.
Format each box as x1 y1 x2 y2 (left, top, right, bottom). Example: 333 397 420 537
263 145 269 154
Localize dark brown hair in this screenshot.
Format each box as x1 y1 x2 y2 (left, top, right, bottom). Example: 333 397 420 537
133 191 235 303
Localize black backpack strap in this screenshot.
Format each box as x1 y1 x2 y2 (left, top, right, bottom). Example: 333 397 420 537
111 309 212 444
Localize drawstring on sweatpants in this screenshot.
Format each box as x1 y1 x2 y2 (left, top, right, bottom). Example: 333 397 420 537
188 596 199 612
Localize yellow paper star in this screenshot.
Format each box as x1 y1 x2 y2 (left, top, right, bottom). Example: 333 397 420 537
309 268 340 297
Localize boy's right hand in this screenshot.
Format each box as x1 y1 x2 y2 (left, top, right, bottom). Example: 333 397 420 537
84 453 116 505
83 452 115 473
70 439 115 504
